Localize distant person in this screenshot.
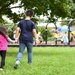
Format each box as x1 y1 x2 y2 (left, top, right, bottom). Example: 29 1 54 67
37 32 43 43
63 32 68 45
14 10 39 69
53 30 58 44
70 31 75 42
0 26 15 70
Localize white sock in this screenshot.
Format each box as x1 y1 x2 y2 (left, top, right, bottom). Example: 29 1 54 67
16 60 20 65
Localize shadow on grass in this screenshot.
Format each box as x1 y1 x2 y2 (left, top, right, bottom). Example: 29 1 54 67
7 51 18 57
7 50 68 57
33 51 67 56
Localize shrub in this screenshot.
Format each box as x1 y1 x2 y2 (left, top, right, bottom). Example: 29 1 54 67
37 26 53 41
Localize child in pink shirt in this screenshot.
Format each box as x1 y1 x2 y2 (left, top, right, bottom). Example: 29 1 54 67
0 26 15 70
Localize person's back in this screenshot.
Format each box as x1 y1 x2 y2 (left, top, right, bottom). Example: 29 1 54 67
18 19 35 43
14 10 39 69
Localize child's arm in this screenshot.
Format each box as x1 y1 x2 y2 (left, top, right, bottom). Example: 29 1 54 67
7 37 15 43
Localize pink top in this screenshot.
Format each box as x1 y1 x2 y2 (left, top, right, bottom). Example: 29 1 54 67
0 34 8 50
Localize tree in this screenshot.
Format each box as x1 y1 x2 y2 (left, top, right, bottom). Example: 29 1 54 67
0 0 75 23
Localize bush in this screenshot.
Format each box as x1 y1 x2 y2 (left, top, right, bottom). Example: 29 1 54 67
8 24 17 39
37 26 53 41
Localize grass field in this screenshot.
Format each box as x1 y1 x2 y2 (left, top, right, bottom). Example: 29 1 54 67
0 47 75 75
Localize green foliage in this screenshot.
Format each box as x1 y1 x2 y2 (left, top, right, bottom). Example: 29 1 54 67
60 21 69 26
31 17 39 24
0 0 21 23
0 0 75 23
71 21 75 26
60 20 75 26
8 24 17 39
8 30 13 39
38 26 53 41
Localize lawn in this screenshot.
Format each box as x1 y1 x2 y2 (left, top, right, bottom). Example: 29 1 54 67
0 47 75 75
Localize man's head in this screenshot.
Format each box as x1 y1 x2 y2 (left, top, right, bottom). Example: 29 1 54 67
25 10 34 17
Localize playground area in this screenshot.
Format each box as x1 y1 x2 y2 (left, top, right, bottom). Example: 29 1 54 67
7 19 75 47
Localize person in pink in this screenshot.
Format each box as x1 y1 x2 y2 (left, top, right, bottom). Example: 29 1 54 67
0 26 15 70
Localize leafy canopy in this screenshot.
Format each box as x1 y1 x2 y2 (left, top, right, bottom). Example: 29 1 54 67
0 0 75 23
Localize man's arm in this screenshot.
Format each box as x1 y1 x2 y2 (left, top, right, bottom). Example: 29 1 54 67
32 29 37 37
32 29 39 45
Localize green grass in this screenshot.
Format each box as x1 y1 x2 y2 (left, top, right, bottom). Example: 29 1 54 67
0 47 75 75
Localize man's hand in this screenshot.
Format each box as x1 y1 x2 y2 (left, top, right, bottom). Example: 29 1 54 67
15 38 19 43
35 38 40 46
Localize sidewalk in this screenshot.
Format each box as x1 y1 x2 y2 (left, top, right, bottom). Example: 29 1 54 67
8 41 75 47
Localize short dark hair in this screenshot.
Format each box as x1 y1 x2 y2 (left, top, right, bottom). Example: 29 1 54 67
25 10 34 17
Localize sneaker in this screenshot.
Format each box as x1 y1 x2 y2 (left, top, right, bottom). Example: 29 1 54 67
14 64 19 69
0 68 3 71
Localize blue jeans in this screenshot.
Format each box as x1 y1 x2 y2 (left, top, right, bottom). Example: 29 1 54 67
16 42 33 63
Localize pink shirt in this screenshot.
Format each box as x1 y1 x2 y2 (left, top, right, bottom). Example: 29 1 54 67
0 34 8 50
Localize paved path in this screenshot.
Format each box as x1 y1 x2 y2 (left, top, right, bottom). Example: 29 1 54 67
8 41 75 47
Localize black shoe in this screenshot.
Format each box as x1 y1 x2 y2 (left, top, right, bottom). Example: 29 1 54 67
14 64 19 69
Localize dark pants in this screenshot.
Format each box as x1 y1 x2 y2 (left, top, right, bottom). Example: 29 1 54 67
0 50 6 68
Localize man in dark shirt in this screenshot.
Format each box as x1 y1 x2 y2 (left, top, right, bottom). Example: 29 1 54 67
14 10 38 69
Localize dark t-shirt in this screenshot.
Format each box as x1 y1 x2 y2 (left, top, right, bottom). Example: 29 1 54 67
18 20 36 43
